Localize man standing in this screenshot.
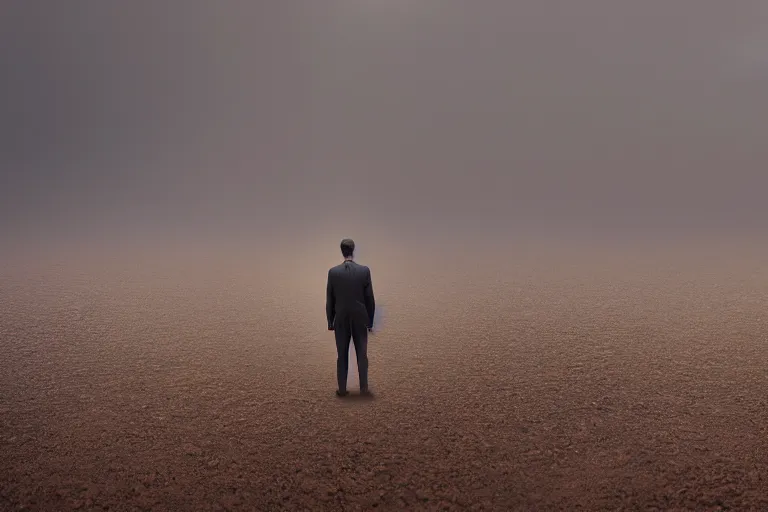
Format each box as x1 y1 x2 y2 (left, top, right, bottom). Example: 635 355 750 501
326 238 375 397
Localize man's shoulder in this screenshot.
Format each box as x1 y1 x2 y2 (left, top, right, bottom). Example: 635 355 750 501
328 261 369 273
352 262 371 273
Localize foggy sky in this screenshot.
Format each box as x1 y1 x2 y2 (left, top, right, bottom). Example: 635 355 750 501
2 1 767 246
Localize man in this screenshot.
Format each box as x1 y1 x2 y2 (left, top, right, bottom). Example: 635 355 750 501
326 238 375 397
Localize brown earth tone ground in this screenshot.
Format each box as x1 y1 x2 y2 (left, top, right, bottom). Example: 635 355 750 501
1 238 767 511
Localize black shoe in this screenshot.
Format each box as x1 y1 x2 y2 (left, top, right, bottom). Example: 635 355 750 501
336 390 348 397
360 388 373 397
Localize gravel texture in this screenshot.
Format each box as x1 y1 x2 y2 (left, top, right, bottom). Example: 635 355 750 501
1 242 767 510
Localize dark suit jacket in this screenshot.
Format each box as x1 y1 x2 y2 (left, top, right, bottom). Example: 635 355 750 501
326 260 375 330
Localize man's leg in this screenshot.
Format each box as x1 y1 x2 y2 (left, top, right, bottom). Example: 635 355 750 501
351 320 369 392
334 318 352 394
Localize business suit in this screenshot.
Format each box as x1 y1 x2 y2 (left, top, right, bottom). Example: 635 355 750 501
326 260 375 393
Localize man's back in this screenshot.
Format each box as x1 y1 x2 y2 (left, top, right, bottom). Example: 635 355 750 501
326 260 375 329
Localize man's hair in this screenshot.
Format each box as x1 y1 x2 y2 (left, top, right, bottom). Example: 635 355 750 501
340 238 355 258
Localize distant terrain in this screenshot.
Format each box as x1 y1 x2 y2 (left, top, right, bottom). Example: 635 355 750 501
2 237 767 510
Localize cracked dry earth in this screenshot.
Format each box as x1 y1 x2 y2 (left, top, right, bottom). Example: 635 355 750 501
1 241 767 511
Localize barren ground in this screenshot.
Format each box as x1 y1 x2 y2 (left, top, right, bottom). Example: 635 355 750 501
1 240 767 510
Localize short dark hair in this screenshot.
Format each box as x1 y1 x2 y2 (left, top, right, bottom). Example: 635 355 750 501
340 238 355 258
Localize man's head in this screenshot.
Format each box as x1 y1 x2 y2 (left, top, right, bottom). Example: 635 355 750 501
340 238 355 259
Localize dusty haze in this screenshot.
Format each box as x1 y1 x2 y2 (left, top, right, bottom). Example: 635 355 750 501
2 1 767 246
2 2 768 510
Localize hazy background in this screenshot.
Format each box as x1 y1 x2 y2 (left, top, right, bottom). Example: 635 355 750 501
2 1 767 254
2 5 768 508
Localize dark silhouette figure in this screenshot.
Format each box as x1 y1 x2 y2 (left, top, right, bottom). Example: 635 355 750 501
326 238 375 397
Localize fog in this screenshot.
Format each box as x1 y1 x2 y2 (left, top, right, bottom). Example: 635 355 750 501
2 1 767 251
3 5 768 508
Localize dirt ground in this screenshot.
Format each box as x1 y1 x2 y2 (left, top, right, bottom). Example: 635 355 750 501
1 239 767 510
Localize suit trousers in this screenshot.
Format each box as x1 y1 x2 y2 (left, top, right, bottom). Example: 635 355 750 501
334 315 369 392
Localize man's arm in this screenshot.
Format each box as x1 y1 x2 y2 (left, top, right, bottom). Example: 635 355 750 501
326 270 335 330
363 267 375 329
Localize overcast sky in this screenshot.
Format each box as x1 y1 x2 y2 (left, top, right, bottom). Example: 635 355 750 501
2 1 767 246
